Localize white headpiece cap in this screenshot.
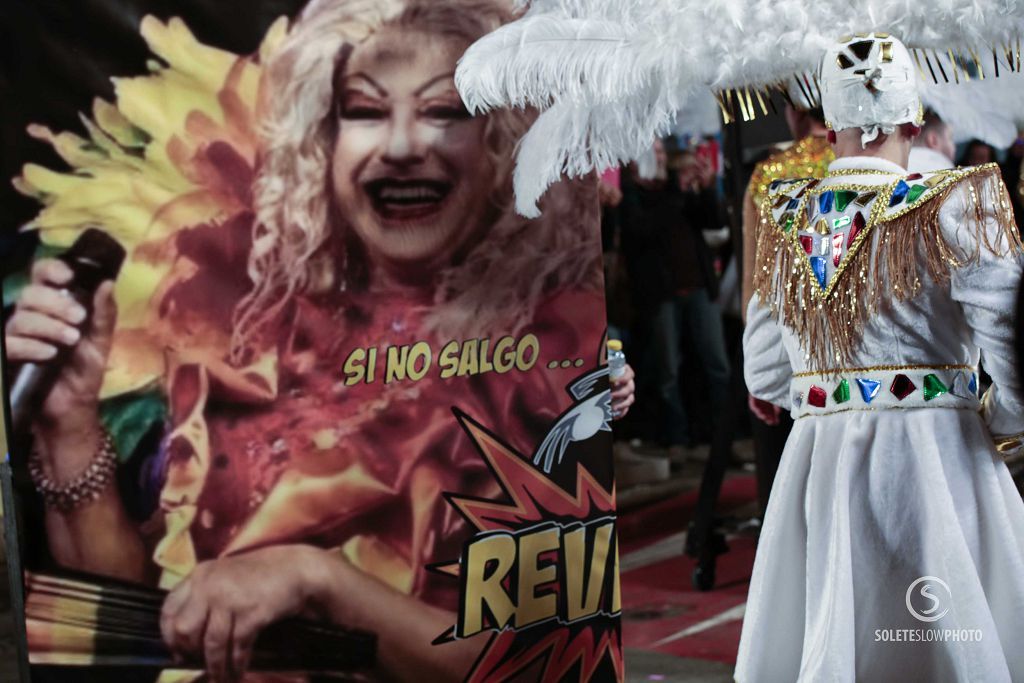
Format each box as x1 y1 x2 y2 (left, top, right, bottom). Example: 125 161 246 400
820 33 923 147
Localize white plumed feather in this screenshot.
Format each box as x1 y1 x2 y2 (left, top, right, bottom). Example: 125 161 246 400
921 74 1024 147
458 0 1024 213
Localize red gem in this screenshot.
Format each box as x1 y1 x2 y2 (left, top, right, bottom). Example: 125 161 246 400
847 212 866 248
832 233 844 266
799 235 814 253
890 374 916 400
808 385 827 407
906 173 923 180
847 225 861 248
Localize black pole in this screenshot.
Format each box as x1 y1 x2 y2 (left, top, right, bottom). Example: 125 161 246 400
2 458 31 682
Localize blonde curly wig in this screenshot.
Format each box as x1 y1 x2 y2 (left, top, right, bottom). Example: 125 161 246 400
231 0 600 361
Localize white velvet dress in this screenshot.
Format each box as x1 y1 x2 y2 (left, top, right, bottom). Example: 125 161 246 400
736 156 1024 683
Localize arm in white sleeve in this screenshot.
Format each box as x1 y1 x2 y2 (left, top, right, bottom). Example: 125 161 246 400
939 177 1024 444
743 293 793 410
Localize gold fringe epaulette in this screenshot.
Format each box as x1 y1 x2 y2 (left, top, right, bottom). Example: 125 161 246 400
753 163 1022 373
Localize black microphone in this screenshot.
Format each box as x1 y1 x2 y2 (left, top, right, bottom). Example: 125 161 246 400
8 228 126 440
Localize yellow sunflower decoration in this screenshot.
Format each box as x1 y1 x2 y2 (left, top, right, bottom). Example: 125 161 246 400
12 15 287 402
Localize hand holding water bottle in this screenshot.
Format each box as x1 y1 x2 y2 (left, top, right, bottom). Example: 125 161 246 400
607 340 635 420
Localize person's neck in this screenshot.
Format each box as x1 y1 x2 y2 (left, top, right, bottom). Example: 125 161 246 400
833 134 910 170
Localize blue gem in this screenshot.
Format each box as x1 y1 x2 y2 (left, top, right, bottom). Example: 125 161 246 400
889 180 909 207
819 190 834 214
857 378 881 403
810 256 827 289
968 373 978 395
769 180 781 191
787 197 800 211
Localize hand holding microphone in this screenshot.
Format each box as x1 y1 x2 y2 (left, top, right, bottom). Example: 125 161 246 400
6 229 123 445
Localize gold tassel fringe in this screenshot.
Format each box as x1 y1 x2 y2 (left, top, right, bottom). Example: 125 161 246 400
753 165 1022 373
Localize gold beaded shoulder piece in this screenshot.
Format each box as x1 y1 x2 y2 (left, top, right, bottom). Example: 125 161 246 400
753 163 1022 370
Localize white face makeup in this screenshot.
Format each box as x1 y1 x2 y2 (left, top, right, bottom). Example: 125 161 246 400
331 26 494 279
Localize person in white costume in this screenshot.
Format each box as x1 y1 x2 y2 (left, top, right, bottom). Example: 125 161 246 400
908 109 956 173
740 32 1024 683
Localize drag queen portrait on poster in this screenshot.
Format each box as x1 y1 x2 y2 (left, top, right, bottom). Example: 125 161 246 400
4 0 630 680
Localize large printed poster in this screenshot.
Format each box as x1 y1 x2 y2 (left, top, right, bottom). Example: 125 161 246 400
0 1 621 681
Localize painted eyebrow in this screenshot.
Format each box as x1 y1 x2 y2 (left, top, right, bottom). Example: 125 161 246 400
343 73 387 97
415 72 457 96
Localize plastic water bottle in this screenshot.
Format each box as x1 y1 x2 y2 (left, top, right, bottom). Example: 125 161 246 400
607 339 627 380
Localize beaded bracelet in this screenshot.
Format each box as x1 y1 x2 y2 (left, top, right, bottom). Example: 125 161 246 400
28 428 118 512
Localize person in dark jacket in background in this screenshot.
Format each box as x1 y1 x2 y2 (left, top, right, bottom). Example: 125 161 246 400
621 140 730 459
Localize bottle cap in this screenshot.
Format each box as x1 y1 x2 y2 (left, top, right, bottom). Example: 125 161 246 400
606 339 623 351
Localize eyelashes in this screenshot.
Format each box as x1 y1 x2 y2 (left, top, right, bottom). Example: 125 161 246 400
338 92 471 123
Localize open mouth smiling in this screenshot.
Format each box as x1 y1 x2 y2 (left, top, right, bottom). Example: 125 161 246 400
364 178 453 221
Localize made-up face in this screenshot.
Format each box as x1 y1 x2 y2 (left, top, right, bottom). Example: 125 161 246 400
331 26 494 278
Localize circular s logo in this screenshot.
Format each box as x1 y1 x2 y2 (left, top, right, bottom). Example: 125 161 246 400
906 576 951 622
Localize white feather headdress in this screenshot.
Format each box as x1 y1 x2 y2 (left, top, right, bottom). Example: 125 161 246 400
456 0 1024 215
921 74 1024 148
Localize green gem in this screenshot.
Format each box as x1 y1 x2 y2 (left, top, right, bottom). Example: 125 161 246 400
922 373 948 401
907 184 927 203
781 211 795 232
833 379 851 404
834 190 858 212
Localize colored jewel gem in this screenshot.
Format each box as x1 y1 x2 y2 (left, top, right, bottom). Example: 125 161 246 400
853 191 877 207
832 233 844 267
847 223 862 248
819 190 834 214
837 53 854 69
773 194 791 209
907 184 927 203
806 179 820 190
834 190 858 212
787 197 800 211
808 385 827 408
969 373 978 395
950 371 970 399
890 373 916 400
856 378 881 403
922 373 949 401
769 180 782 191
780 211 795 232
833 379 851 403
833 215 852 230
815 218 830 235
906 173 923 180
924 173 946 187
819 238 829 255
799 235 814 254
793 392 803 408
810 256 827 289
889 180 910 207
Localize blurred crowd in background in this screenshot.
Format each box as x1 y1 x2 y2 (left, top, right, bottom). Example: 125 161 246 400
599 113 1024 514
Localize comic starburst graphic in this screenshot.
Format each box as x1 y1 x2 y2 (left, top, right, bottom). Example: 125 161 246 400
432 410 623 683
